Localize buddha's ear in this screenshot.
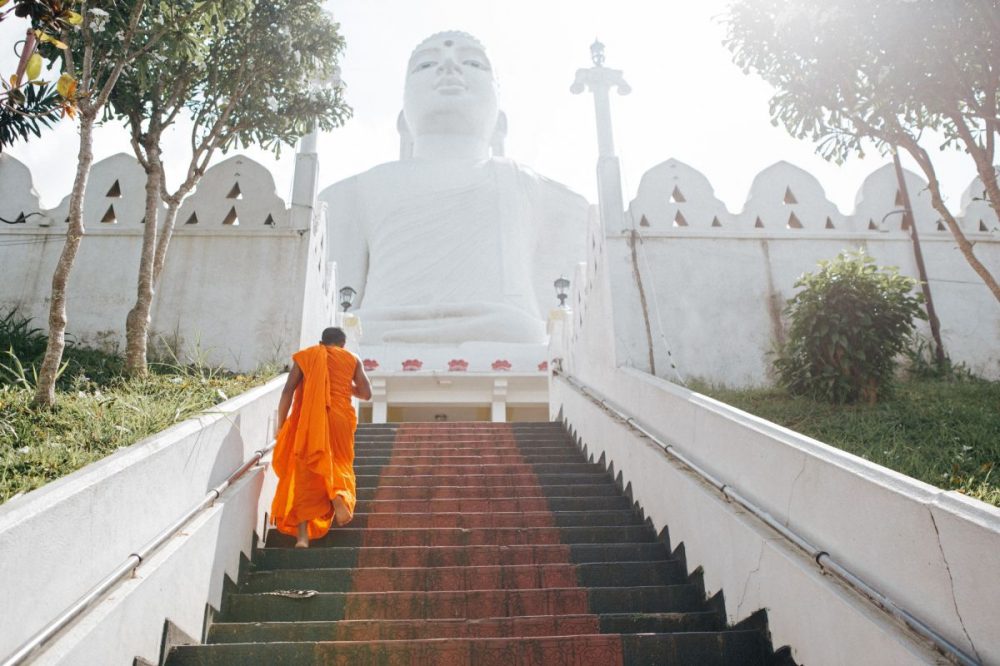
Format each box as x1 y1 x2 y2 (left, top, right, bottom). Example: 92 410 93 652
397 111 414 159
490 111 508 157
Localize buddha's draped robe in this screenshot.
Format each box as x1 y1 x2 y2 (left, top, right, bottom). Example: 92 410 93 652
270 344 358 540
322 158 589 344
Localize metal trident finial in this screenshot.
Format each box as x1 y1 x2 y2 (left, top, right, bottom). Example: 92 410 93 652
590 39 605 67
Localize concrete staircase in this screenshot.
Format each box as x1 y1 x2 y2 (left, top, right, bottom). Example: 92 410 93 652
166 422 789 665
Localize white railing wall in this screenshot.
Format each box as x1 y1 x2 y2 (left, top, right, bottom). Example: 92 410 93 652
0 377 284 665
550 205 1000 665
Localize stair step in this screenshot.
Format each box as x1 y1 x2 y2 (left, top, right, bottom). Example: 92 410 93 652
330 510 643 530
220 584 705 622
353 463 603 475
354 473 611 488
352 450 578 459
253 542 671 571
169 631 768 665
263 525 655 548
242 560 687 593
356 483 622 500
353 439 575 448
206 611 723 643
353 495 633 514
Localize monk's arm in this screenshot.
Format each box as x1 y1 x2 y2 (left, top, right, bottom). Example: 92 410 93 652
352 357 372 401
275 362 304 436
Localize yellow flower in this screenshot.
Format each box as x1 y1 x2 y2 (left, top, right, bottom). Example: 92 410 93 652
66 11 84 26
26 53 43 81
56 72 76 99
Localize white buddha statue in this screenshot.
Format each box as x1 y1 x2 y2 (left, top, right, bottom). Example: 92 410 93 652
320 31 588 345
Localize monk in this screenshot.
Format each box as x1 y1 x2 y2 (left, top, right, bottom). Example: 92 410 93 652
270 327 372 548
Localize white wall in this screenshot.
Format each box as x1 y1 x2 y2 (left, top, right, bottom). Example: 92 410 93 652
616 159 1000 385
0 377 284 664
551 199 1000 665
0 153 334 372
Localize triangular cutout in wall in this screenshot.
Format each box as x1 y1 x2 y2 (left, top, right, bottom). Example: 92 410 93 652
223 207 239 225
106 180 122 197
783 187 797 204
100 205 117 223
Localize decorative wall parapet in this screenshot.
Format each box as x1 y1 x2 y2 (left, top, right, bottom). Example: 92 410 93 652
628 158 995 237
175 155 290 230
960 168 1000 233
0 154 42 226
0 152 292 234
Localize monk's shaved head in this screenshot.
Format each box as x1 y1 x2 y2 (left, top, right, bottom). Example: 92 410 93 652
321 327 347 346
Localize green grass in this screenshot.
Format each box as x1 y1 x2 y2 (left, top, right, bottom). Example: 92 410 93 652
699 378 1000 507
0 310 276 504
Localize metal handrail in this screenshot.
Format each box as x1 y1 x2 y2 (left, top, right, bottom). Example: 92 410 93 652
556 371 980 666
2 440 276 666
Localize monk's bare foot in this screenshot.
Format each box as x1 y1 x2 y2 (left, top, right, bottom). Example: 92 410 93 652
295 522 309 548
332 496 352 527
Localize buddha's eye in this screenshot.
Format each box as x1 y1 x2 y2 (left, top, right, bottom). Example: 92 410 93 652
413 61 436 73
464 59 486 69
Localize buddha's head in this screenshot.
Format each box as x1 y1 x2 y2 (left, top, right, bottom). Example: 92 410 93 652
402 31 500 144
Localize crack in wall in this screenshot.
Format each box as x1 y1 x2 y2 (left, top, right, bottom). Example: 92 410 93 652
736 539 766 618
928 508 981 663
784 456 808 528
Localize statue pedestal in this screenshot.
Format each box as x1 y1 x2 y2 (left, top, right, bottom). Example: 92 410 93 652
356 339 550 424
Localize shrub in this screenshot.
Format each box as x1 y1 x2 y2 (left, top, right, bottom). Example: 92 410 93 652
774 250 925 404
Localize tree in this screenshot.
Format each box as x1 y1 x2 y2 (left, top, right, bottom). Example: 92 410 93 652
107 0 350 375
0 0 82 150
724 0 1000 305
774 250 925 404
30 0 224 407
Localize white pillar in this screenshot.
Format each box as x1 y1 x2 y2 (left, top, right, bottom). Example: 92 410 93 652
570 41 630 233
371 378 388 424
491 378 508 423
290 131 319 227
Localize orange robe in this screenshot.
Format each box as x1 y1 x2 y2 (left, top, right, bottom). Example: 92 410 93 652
270 344 358 539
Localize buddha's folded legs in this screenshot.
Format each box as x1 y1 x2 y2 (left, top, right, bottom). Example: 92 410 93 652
360 301 546 344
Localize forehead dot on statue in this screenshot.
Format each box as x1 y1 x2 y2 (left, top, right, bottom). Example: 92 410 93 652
445 40 453 46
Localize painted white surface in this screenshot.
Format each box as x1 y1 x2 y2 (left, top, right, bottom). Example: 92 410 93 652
552 203 1000 664
617 159 1000 385
36 471 264 666
0 153 334 371
0 377 284 661
554 382 943 665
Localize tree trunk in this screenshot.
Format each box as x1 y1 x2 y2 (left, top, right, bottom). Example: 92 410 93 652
151 198 182 290
892 150 946 366
899 141 1000 306
32 108 97 407
124 140 163 376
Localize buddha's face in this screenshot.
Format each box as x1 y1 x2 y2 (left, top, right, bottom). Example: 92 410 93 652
403 33 499 140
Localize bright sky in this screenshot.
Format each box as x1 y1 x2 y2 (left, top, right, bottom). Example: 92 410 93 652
3 0 977 212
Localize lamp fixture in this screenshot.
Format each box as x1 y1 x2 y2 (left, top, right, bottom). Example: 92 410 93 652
338 286 357 312
554 276 570 308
